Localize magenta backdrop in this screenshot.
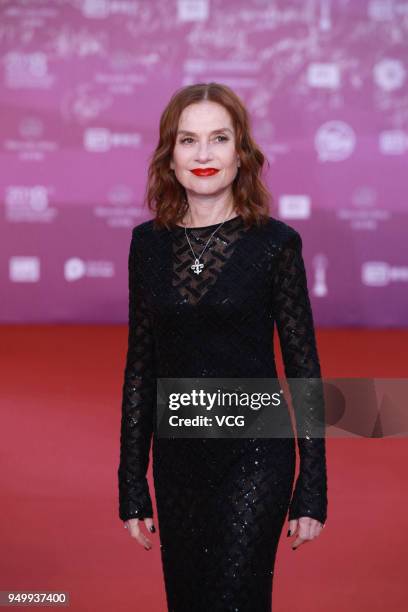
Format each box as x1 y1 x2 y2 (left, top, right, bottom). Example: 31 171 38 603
1 0 407 325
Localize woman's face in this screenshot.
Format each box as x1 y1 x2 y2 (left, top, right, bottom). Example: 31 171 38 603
170 101 240 200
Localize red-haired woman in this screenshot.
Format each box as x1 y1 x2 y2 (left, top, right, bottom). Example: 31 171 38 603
118 82 327 612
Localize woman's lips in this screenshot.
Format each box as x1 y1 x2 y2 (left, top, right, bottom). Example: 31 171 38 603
190 168 219 176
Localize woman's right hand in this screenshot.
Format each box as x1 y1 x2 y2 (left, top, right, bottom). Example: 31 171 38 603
124 517 156 550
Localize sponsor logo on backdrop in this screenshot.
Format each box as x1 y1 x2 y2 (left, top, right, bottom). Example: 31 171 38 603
19 117 43 139
337 188 390 231
315 121 356 162
182 58 259 90
177 0 209 22
81 0 138 18
4 52 54 89
362 262 408 286
3 117 57 161
84 128 141 151
53 26 106 59
60 86 112 123
64 258 114 281
369 1 408 20
5 186 57 223
307 63 340 89
279 195 311 219
368 0 394 21
9 257 40 282
379 130 408 155
251 120 289 161
93 185 141 228
312 255 329 298
373 58 406 91
92 52 146 95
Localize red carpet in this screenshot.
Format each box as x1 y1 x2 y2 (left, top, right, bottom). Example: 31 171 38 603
1 325 407 611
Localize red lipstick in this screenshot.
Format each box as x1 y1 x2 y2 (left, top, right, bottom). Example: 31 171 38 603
190 168 219 176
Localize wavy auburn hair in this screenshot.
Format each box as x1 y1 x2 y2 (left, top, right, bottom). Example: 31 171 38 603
144 82 274 230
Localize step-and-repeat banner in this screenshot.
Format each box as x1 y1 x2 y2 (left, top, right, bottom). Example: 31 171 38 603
1 0 407 325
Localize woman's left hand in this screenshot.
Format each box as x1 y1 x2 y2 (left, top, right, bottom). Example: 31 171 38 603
287 517 325 550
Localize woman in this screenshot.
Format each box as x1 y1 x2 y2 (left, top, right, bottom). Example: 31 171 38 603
118 82 328 611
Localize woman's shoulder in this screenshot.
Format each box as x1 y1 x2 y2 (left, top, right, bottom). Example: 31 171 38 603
129 220 158 249
258 216 302 249
131 219 155 236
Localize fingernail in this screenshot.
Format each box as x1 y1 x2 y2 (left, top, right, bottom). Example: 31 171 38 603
287 529 291 537
149 525 156 533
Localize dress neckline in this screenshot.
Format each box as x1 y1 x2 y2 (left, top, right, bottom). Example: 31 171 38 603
174 214 242 230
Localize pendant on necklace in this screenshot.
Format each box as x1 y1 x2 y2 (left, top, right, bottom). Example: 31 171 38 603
191 259 204 275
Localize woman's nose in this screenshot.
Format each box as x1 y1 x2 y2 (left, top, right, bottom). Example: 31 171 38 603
195 142 212 161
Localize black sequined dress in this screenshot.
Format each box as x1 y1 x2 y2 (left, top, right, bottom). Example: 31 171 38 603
118 214 328 612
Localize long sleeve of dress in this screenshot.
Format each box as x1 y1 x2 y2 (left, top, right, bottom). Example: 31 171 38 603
118 227 156 522
272 230 328 525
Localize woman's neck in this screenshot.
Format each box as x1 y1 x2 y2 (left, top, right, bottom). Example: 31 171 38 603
180 204 237 228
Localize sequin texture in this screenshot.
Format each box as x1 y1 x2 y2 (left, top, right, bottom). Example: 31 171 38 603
118 214 328 611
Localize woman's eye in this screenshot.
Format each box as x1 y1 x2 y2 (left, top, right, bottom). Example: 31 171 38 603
179 135 229 144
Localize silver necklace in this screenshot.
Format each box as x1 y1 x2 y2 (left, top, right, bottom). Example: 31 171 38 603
184 211 233 275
